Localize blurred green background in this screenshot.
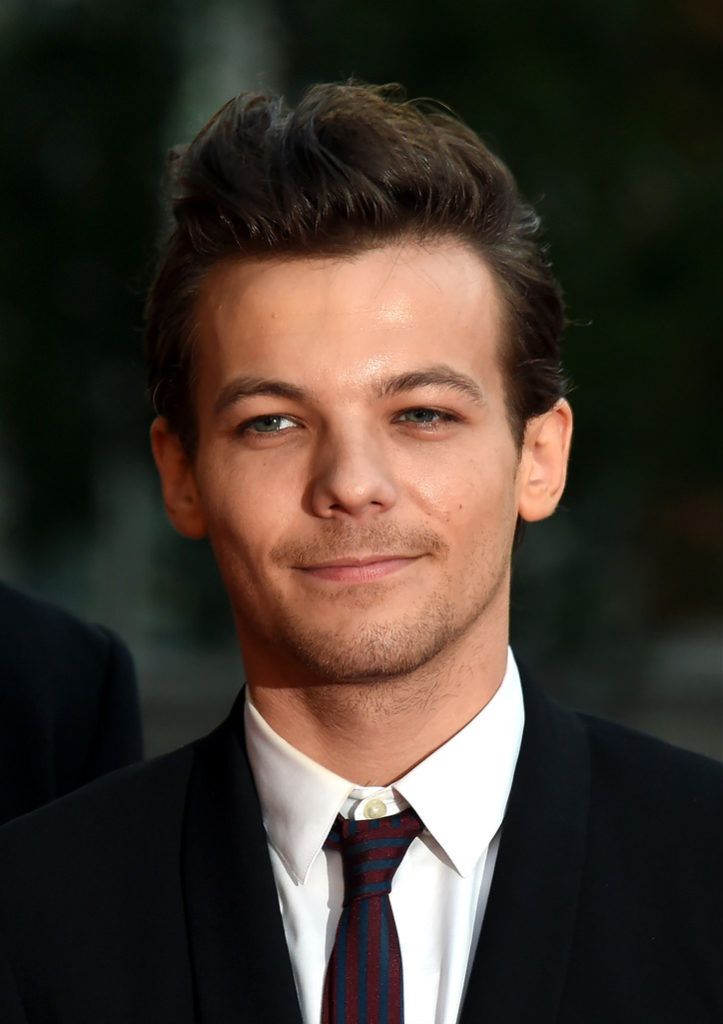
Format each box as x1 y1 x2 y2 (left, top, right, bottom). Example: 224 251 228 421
1 0 720 757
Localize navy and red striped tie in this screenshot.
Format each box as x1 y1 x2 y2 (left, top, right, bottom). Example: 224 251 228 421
321 807 423 1024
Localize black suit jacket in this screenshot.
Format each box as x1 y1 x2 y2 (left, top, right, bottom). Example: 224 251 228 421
0 582 143 826
0 676 720 1023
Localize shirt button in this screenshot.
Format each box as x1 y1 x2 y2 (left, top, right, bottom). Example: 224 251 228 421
363 798 387 820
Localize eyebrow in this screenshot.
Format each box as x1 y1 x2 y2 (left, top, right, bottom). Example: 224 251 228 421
213 377 308 418
377 365 486 406
213 363 486 418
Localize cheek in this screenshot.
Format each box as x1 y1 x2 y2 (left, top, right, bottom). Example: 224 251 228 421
407 448 518 536
196 451 299 561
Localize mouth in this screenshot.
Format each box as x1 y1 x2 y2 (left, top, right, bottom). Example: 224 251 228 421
296 554 421 583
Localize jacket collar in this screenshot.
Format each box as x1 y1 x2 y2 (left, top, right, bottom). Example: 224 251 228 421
182 674 590 1024
459 672 591 1024
182 698 304 1024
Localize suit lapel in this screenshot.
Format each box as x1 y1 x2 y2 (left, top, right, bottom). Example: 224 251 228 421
180 678 589 1023
181 697 303 1024
459 678 591 1024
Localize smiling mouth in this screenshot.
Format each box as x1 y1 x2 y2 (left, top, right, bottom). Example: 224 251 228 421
296 555 421 583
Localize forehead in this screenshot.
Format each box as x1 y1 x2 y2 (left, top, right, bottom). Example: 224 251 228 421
193 240 504 398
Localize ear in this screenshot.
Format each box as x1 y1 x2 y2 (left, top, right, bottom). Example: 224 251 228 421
150 417 207 539
517 400 573 523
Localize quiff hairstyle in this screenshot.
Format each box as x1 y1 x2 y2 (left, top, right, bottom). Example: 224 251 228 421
145 82 567 453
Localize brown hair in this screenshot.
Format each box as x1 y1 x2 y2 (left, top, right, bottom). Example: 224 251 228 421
145 82 567 452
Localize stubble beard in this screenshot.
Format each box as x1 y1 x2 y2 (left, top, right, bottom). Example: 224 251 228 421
272 583 462 683
253 551 510 688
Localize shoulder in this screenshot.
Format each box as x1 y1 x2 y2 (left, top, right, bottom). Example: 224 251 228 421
520 673 721 859
0 580 106 644
0 581 141 808
578 709 721 803
0 743 195 883
520 667 721 816
0 580 130 683
0 742 205 1014
571 709 722 889
0 744 198 961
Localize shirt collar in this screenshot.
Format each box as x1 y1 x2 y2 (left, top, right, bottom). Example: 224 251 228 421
244 699 352 885
393 652 524 876
244 649 524 883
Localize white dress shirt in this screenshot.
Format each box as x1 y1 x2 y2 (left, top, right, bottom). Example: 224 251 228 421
244 649 524 1024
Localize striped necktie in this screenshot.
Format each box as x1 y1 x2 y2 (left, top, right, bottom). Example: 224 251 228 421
321 807 424 1024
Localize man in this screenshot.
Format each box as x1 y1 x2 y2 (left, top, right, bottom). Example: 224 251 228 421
0 83 720 1024
0 580 143 826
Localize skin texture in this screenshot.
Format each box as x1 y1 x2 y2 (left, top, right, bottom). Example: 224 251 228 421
152 240 572 783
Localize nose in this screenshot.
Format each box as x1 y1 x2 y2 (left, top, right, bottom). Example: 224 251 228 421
307 428 398 520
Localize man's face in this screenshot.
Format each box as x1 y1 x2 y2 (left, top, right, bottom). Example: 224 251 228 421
154 240 568 683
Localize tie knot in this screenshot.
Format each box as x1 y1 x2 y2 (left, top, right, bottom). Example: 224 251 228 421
325 807 423 905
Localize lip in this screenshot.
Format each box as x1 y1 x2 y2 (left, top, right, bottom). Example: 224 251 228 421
297 554 420 583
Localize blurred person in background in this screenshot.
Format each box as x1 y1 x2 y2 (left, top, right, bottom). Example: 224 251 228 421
0 83 720 1024
0 581 143 826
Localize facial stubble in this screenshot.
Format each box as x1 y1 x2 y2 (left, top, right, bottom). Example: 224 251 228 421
233 520 511 687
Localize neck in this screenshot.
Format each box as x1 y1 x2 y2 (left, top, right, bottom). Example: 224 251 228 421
243 617 509 786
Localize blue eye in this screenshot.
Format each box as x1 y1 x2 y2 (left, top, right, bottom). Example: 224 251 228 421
397 408 456 425
240 415 297 434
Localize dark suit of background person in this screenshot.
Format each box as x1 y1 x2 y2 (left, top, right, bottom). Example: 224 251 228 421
0 671 720 1024
0 581 143 826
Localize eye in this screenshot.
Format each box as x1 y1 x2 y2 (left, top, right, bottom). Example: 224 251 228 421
395 407 458 427
237 414 298 435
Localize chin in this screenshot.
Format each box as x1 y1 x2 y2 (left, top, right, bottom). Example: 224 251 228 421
271 605 468 684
